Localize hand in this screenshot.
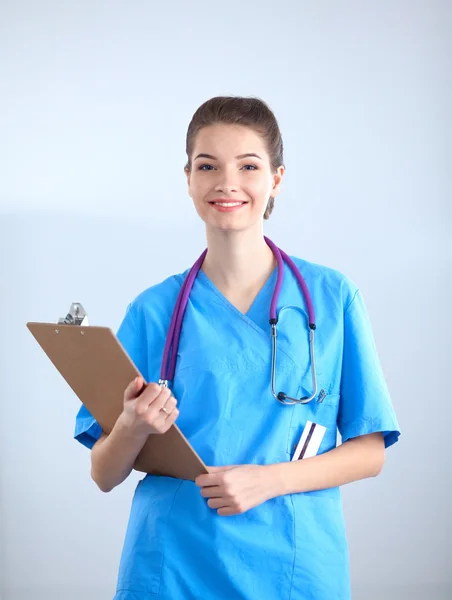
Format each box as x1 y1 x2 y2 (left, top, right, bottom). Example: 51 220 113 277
120 377 179 436
195 465 276 517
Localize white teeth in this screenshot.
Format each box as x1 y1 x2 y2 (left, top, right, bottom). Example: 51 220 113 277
213 202 244 207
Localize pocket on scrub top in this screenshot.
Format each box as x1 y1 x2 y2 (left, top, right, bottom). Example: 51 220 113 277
115 476 183 596
285 376 340 458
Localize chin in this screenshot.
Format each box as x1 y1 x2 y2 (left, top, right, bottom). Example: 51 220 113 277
206 218 263 235
196 206 264 233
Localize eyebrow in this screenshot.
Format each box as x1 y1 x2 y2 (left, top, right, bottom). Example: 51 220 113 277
193 153 263 161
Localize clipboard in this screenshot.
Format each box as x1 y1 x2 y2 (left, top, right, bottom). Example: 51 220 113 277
26 303 208 481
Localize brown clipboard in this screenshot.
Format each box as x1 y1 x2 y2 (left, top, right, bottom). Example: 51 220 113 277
26 321 208 481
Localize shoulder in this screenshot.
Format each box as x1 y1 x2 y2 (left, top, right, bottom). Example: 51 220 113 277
288 255 359 311
125 268 190 323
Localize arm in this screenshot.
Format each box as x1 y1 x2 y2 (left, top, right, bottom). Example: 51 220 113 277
196 432 385 516
271 431 385 496
90 415 149 493
90 378 179 493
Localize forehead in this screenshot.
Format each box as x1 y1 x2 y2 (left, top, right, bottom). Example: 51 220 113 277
193 124 267 155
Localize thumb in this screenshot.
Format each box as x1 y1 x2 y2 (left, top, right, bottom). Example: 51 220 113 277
207 465 237 473
125 376 144 402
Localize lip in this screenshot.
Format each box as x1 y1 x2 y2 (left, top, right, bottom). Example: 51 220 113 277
208 199 248 213
209 198 248 204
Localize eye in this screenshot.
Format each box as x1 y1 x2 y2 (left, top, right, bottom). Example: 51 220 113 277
241 164 258 171
198 164 215 171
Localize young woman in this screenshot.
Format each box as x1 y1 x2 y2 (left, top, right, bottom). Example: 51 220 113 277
75 96 400 599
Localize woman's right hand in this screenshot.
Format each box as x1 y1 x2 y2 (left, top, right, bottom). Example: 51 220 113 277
120 376 179 436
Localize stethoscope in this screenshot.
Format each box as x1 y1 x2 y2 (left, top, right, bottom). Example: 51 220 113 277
158 236 317 405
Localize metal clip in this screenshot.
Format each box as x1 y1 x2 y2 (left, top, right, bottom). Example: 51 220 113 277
317 389 327 403
58 303 89 326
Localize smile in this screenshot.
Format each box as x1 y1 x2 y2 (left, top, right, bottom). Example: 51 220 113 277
208 201 248 213
210 201 246 207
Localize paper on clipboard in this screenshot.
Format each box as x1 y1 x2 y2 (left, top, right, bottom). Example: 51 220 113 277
26 304 208 481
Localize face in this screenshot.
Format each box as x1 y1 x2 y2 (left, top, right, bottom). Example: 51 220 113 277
185 124 284 233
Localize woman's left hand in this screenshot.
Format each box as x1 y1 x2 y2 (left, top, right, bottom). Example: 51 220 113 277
195 464 278 516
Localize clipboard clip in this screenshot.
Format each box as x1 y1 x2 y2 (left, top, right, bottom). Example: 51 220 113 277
58 303 89 326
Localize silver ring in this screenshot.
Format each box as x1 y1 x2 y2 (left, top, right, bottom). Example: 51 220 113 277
161 407 170 415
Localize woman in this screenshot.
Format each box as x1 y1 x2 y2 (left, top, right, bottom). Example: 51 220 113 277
75 96 400 599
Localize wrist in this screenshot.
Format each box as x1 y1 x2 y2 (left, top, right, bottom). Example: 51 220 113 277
115 412 149 444
264 462 290 498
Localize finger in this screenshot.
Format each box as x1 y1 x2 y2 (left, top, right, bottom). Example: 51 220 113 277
217 507 237 517
200 486 223 498
195 473 224 487
149 387 176 415
160 395 177 416
207 466 235 474
195 466 235 486
154 406 180 433
163 406 179 426
137 384 170 412
207 497 229 510
124 376 145 402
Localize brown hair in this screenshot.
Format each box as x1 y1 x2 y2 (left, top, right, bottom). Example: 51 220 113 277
185 96 284 220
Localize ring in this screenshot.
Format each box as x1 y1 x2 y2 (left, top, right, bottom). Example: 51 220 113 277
161 407 170 415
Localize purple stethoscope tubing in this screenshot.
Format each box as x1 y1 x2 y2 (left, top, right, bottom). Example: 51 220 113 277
159 237 317 405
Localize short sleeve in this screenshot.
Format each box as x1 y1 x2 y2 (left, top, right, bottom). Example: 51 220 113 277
337 288 400 449
74 403 103 450
73 302 149 450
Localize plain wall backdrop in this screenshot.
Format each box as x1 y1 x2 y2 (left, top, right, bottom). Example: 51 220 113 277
1 1 451 599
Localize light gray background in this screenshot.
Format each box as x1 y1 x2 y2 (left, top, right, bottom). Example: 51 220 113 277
1 1 451 599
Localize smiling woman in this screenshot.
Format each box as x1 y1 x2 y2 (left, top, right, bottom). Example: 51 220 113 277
185 122 284 232
185 96 285 223
74 95 400 600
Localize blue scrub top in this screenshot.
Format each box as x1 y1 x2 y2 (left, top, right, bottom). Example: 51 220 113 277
74 255 400 600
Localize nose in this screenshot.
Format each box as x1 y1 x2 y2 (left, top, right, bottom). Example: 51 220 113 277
214 167 239 195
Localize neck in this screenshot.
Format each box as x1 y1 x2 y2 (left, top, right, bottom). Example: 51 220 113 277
201 226 276 291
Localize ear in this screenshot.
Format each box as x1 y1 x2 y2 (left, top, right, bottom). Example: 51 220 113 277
271 165 285 198
184 166 192 197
